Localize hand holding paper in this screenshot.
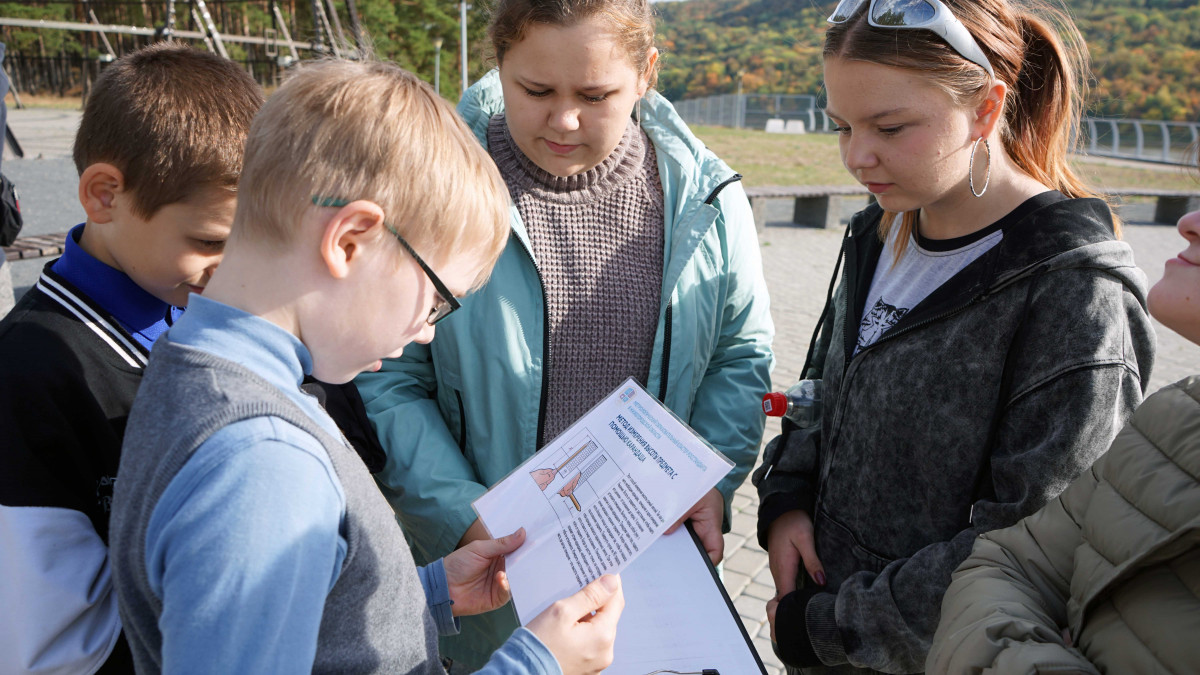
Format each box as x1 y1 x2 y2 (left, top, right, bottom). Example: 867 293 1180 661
527 574 624 675
666 487 725 564
472 379 734 622
442 528 526 617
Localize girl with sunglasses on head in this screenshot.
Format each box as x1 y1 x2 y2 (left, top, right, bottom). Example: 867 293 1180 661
354 0 774 668
754 0 1155 672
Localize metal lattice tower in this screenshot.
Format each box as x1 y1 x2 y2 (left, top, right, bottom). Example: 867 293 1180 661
0 1 363 101
0 1 359 63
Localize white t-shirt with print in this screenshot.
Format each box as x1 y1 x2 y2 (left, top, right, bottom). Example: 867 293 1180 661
856 224 1003 352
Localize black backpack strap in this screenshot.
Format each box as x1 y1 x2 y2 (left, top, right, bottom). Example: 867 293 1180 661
0 172 22 247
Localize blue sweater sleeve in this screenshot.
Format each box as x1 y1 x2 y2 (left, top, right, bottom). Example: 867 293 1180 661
477 627 562 675
415 560 559 673
417 559 460 636
145 418 348 674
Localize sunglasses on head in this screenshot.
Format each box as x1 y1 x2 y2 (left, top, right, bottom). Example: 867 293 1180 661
312 196 462 326
828 0 995 77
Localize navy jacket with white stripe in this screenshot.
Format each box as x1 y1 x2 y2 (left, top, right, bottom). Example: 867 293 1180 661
0 262 142 673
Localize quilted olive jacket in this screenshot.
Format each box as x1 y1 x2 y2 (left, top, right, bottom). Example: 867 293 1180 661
928 376 1200 674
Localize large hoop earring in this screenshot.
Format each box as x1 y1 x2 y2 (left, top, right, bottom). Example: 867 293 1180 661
969 137 991 198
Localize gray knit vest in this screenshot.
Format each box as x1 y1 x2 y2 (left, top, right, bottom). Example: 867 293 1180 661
109 339 442 674
488 114 665 441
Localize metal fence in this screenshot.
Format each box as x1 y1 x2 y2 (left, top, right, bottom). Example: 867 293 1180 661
4 52 291 98
1082 118 1200 165
673 94 826 132
674 93 1200 166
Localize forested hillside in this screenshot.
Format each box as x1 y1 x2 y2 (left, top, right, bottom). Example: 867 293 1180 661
0 0 492 103
0 0 1196 119
655 0 1200 120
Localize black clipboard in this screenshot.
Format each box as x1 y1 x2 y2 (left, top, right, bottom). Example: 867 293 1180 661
683 520 769 675
602 521 768 674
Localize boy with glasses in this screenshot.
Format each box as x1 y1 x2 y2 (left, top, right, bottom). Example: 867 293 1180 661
109 59 624 674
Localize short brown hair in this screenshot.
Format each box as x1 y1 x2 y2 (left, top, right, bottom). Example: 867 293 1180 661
72 42 264 219
234 59 509 288
826 0 1114 255
489 0 659 89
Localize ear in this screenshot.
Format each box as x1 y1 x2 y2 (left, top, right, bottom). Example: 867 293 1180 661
638 47 659 97
972 80 1009 141
78 163 125 224
318 199 388 280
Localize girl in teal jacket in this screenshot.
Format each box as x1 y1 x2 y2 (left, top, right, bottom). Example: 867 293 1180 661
355 0 774 667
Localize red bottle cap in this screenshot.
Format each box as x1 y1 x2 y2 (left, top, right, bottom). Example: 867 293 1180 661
762 392 787 416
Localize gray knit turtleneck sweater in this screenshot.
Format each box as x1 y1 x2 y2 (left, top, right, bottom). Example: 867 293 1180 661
488 114 665 442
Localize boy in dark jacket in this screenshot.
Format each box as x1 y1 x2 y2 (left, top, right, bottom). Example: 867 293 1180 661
0 43 263 673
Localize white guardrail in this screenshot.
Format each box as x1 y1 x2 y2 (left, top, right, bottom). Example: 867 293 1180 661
674 93 1200 166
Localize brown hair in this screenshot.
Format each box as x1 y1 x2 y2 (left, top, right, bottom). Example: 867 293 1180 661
233 59 509 288
488 0 659 89
825 0 1115 255
72 42 264 219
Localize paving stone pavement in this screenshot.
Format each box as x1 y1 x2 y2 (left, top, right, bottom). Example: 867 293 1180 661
2 107 79 163
6 107 1200 673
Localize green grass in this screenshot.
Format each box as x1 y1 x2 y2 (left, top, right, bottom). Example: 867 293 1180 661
692 126 853 188
689 125 1200 192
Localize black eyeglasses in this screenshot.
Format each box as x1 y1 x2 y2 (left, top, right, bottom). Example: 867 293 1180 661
313 197 462 325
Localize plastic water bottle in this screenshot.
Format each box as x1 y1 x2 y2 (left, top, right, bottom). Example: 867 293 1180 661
762 379 823 427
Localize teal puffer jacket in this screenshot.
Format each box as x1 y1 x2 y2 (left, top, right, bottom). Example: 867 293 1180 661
355 71 774 664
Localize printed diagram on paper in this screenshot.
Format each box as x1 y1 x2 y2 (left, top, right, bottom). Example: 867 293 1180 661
529 433 624 525
473 377 736 624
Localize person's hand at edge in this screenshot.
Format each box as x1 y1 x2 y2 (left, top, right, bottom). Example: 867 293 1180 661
666 488 725 564
527 574 625 675
443 528 526 616
767 509 825 597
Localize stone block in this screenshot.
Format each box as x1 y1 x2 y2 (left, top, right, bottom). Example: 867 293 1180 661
793 195 840 229
1154 195 1200 225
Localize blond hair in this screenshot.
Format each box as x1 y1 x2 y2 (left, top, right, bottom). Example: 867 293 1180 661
825 0 1115 260
234 59 509 288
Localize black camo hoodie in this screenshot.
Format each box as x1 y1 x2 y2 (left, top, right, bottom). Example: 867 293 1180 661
754 193 1156 674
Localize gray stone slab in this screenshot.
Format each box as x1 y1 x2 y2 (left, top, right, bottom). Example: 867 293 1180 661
743 581 776 601
731 511 757 538
722 569 751 597
755 566 776 588
754 636 785 673
735 593 765 620
725 547 769 577
723 530 748 555
736 478 760 501
732 492 752 512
